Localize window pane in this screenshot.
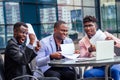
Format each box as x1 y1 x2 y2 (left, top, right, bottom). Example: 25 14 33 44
58 6 83 40
38 0 57 4
0 26 5 48
57 0 82 6
58 6 82 30
39 7 56 23
41 24 54 38
5 2 20 24
100 0 117 32
39 5 57 38
22 0 37 2
83 0 95 6
58 6 73 25
7 25 13 41
0 2 4 24
83 8 96 17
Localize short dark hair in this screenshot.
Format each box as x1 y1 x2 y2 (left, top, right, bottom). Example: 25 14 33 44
13 22 28 30
83 15 97 24
54 20 66 28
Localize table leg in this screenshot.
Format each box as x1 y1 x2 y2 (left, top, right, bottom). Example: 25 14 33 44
105 65 110 80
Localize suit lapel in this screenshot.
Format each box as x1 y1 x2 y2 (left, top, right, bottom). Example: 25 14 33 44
50 36 56 52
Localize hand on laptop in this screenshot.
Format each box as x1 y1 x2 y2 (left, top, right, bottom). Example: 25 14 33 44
105 37 116 45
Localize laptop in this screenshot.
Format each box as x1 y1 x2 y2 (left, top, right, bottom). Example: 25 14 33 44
95 40 114 60
77 40 114 61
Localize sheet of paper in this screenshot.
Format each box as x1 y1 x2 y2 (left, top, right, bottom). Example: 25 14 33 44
90 29 107 45
26 23 38 46
60 43 80 59
63 54 80 59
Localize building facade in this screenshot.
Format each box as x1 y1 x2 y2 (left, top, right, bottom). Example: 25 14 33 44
0 0 119 49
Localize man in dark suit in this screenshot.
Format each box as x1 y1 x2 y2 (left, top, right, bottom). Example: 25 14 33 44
4 22 40 80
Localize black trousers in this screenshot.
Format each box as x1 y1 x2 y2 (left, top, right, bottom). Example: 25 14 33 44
44 67 76 80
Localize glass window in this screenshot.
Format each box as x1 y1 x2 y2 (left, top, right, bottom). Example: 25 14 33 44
0 2 5 48
57 0 82 6
100 0 117 32
7 25 13 41
0 2 4 24
21 3 38 24
5 2 20 48
83 8 96 17
38 0 57 4
41 24 54 38
0 26 5 48
116 1 120 38
83 0 95 6
22 0 37 2
58 6 83 39
5 2 20 24
58 6 82 32
73 0 82 6
40 7 56 23
39 5 57 38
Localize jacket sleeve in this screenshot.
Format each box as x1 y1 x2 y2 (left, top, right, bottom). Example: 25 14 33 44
5 41 37 65
104 31 120 48
36 40 50 67
79 39 91 57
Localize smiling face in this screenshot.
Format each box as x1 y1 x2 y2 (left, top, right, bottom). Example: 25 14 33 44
84 22 97 39
54 23 68 40
14 25 28 44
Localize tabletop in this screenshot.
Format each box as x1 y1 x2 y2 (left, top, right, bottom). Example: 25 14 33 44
48 56 120 80
48 56 120 67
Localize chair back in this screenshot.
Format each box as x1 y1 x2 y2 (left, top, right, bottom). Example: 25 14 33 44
114 46 120 56
0 53 4 80
11 75 39 80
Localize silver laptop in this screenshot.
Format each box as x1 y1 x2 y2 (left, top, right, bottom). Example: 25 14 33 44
95 40 114 60
76 40 114 61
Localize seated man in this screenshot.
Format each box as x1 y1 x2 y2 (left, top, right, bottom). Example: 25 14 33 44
79 15 120 80
4 22 40 80
35 20 76 80
5 22 59 80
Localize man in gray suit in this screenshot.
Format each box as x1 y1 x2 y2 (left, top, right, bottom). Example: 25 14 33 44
4 22 59 80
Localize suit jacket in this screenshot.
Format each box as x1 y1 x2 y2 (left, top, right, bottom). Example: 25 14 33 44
5 38 37 80
79 29 120 57
36 35 73 73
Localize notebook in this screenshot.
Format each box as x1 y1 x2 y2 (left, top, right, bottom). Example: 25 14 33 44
60 43 80 59
76 40 114 61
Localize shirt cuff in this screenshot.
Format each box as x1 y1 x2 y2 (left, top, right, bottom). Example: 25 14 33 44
27 44 34 49
27 44 38 54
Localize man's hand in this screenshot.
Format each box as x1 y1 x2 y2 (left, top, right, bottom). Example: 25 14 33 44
50 52 62 59
29 33 35 45
88 44 96 52
29 33 41 51
35 41 41 52
105 37 116 45
105 37 112 40
74 50 80 54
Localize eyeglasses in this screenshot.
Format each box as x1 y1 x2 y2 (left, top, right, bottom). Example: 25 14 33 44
84 24 94 28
